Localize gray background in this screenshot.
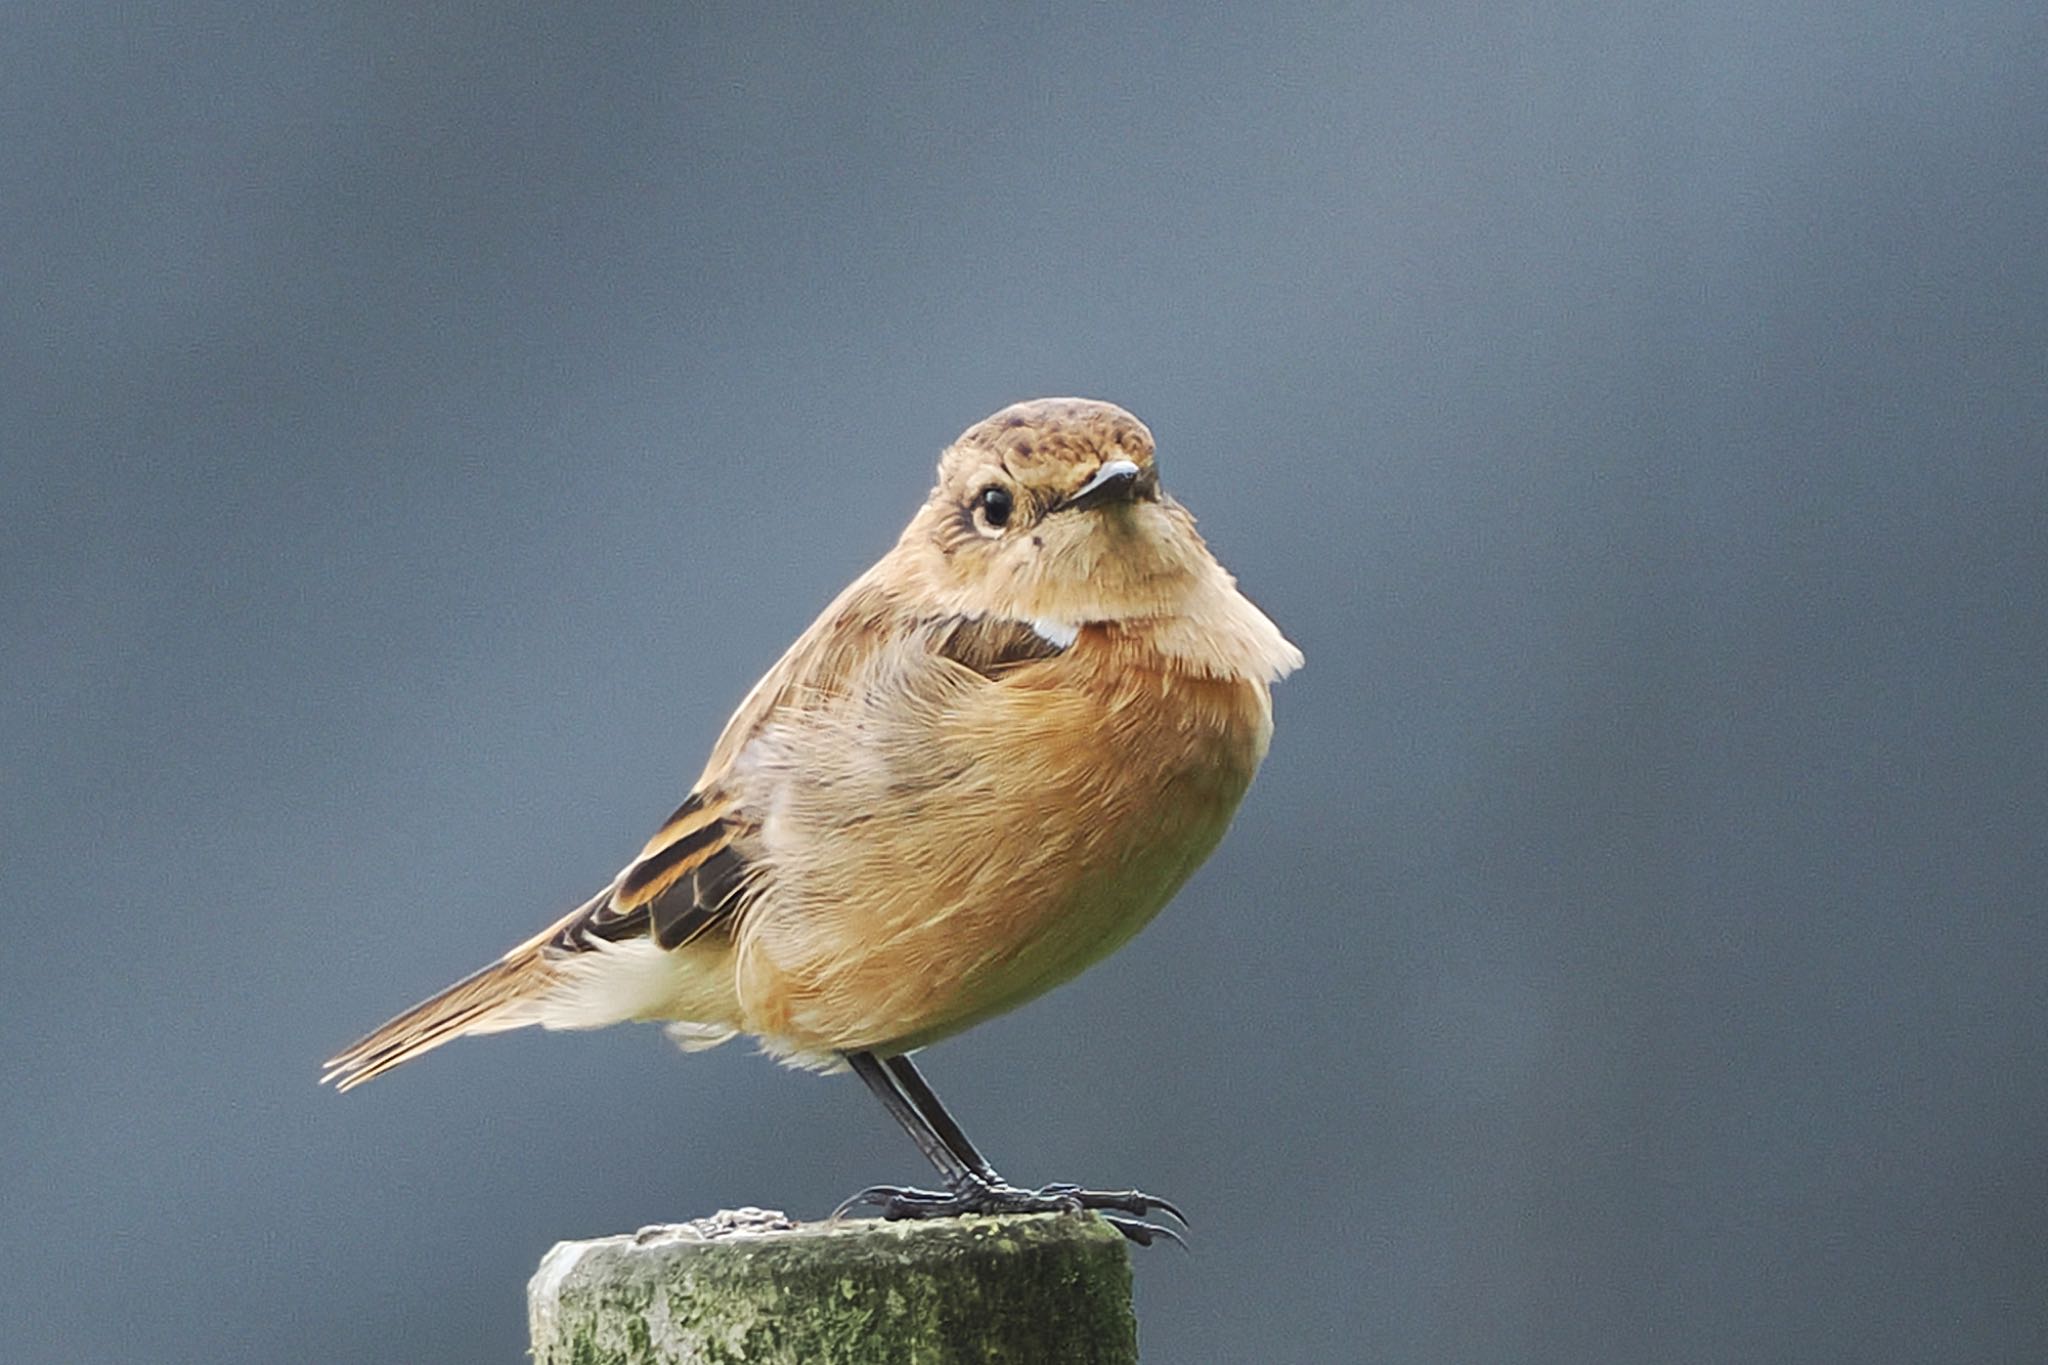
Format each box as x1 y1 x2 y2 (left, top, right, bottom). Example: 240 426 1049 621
4 3 2044 1362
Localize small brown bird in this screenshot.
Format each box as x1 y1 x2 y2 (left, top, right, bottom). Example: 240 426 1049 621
324 398 1301 1242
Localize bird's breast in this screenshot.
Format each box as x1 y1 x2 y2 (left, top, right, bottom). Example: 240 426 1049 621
730 630 1272 1054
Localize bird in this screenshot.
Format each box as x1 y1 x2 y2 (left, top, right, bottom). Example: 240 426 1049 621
323 397 1302 1244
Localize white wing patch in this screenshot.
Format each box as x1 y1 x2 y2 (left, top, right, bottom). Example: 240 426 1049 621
1027 617 1080 649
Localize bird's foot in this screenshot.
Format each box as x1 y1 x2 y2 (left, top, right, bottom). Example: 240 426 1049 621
834 1176 1185 1247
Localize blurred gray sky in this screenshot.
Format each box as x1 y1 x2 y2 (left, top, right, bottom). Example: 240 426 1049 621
4 3 2044 1361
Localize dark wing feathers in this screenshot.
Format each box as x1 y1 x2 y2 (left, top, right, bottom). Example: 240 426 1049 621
552 794 752 952
934 614 1068 679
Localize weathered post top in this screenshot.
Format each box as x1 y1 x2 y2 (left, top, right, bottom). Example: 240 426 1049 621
529 1207 1138 1364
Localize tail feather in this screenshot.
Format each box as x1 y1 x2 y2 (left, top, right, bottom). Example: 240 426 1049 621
324 848 749 1091
321 947 555 1092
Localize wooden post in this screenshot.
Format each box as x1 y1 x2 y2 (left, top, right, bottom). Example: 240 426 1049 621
528 1207 1138 1364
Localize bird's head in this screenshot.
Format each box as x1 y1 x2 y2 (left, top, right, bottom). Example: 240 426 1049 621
905 397 1217 630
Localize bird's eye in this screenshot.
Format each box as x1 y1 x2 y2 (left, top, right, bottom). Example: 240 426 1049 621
975 485 1014 530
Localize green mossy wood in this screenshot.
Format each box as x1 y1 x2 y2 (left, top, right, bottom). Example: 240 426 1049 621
528 1208 1139 1364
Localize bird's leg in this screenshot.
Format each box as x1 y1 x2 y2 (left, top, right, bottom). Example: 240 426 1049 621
887 1052 1186 1238
881 1052 1000 1184
835 1050 1184 1246
842 1050 980 1188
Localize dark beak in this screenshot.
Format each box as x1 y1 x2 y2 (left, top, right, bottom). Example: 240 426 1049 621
1060 458 1142 513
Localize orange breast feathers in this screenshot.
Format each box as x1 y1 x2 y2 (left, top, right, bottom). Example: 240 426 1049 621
722 620 1274 1056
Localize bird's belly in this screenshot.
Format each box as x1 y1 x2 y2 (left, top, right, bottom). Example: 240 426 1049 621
732 666 1268 1056
874 776 1245 1052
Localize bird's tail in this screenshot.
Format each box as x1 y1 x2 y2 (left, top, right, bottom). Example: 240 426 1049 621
320 901 593 1092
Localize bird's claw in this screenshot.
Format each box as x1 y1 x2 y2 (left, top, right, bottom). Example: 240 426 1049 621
1098 1214 1187 1248
1034 1182 1188 1227
833 1176 1186 1247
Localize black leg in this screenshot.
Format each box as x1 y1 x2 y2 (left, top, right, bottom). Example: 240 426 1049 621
844 1051 976 1188
883 1053 1000 1184
835 1049 1186 1247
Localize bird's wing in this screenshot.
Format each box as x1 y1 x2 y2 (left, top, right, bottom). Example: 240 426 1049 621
548 793 753 951
545 572 919 949
551 570 1064 945
478 572 910 961
323 571 1070 1089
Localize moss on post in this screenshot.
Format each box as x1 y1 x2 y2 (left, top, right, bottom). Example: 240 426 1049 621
528 1207 1138 1364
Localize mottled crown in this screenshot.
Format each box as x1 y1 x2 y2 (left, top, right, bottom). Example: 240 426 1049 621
942 398 1157 483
